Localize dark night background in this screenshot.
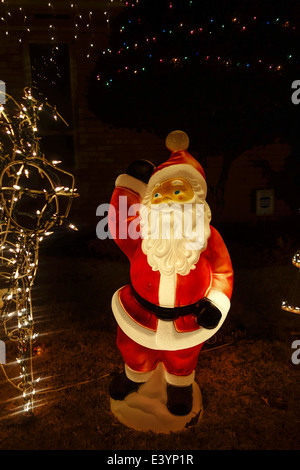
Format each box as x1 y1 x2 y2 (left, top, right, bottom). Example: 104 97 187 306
0 0 299 453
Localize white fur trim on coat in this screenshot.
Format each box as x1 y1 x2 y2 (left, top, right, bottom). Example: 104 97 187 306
147 163 207 199
164 369 195 386
206 288 231 316
111 287 229 351
115 173 147 199
125 364 154 383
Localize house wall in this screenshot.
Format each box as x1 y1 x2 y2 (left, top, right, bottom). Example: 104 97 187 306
219 142 292 224
0 2 293 237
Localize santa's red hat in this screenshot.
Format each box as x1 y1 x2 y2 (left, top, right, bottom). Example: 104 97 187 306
115 130 207 201
146 130 207 198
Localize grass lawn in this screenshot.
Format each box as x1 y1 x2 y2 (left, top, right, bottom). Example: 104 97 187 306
0 229 299 451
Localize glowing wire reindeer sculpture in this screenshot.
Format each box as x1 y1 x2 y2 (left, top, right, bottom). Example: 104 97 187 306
0 87 78 414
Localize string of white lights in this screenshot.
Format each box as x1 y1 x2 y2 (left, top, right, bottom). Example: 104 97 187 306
0 0 123 57
0 87 78 415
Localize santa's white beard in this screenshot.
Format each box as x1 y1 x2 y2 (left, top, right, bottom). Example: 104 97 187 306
140 193 211 277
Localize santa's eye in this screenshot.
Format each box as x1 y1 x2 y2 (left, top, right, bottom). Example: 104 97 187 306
174 190 181 195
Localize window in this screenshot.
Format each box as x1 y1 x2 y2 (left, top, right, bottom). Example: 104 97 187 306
30 43 75 167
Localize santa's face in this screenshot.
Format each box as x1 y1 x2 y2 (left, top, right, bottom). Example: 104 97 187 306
151 178 194 205
140 176 211 276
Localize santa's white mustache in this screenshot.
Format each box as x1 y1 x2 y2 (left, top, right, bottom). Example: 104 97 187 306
139 202 207 250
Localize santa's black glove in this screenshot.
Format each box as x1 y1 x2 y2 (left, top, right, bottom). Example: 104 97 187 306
195 298 222 329
126 159 155 184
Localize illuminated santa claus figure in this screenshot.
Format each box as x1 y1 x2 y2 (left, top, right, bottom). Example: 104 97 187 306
108 130 233 418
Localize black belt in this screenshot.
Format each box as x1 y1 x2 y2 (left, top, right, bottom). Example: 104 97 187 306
131 284 201 321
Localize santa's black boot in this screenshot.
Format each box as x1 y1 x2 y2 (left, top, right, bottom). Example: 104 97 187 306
166 384 193 416
109 371 144 400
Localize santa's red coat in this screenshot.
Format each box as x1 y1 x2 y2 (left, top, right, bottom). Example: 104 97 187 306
108 179 233 340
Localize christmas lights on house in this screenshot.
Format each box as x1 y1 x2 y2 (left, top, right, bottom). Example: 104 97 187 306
0 86 78 415
95 0 299 85
0 0 123 58
0 0 298 67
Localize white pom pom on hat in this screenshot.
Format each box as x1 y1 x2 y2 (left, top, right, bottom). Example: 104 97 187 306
165 130 190 152
115 130 207 200
145 130 207 198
